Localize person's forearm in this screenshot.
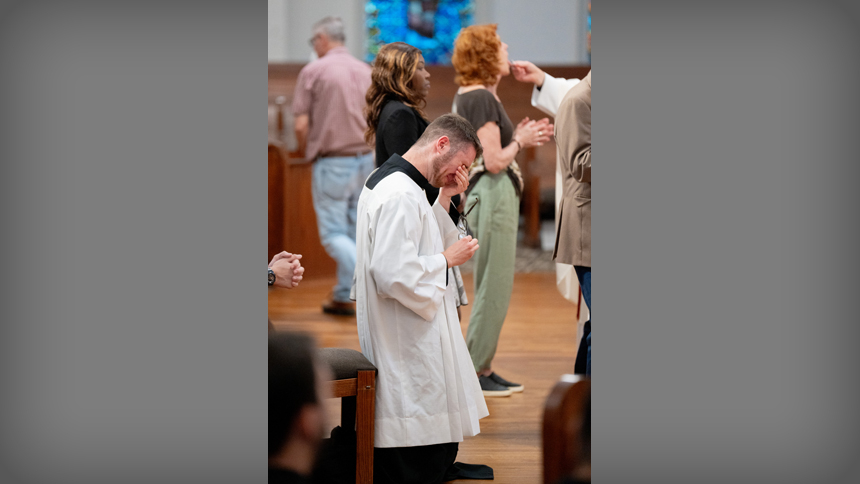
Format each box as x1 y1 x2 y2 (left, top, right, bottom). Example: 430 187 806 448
294 128 307 155
294 114 309 155
436 192 452 211
484 140 520 174
534 70 547 89
532 75 581 118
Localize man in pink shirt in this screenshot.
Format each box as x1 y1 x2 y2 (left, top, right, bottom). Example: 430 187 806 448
293 16 373 316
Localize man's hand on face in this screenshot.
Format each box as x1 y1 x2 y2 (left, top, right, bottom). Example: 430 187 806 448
440 165 469 200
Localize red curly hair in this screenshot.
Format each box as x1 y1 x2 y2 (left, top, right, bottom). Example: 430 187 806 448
451 24 501 87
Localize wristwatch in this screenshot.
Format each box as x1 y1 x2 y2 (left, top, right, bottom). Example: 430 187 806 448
268 268 276 286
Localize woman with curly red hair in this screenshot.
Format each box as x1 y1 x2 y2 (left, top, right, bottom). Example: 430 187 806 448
452 24 553 397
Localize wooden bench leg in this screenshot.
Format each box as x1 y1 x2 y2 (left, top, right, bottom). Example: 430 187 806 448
356 370 376 484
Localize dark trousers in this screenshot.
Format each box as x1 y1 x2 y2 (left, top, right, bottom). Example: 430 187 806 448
574 266 591 376
374 443 458 484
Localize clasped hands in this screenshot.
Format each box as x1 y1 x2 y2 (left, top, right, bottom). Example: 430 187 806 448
269 251 304 288
514 117 554 148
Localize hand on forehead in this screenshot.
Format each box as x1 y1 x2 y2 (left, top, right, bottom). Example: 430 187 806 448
456 146 476 167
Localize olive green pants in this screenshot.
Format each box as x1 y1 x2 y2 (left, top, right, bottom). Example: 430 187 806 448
465 173 518 373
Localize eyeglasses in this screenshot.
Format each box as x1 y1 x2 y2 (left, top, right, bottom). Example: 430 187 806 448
308 34 320 46
453 196 479 240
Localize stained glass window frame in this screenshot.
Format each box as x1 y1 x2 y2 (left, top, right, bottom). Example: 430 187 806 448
365 0 475 65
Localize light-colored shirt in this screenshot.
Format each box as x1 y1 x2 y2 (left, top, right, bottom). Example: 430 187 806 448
530 73 581 117
292 46 372 161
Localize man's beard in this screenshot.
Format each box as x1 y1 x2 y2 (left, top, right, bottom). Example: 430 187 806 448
430 150 456 188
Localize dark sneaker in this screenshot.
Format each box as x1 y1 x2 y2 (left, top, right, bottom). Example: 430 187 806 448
322 299 356 316
489 372 524 392
478 375 512 397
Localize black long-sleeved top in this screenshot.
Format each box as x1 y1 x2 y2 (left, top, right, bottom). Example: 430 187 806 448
375 99 429 168
375 99 460 221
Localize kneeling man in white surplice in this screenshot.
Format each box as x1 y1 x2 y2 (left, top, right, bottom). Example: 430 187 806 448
353 113 489 483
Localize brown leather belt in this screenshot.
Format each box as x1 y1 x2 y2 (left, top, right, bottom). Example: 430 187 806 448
319 149 372 158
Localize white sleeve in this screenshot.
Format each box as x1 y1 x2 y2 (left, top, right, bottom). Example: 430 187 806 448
369 195 448 321
531 74 581 117
432 198 460 249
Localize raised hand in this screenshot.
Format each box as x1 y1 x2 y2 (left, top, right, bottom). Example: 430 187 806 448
510 60 546 87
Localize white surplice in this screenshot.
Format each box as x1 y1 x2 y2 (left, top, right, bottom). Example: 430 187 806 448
530 73 580 118
354 168 488 449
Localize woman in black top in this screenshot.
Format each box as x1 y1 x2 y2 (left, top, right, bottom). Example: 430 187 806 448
366 42 452 209
365 42 431 169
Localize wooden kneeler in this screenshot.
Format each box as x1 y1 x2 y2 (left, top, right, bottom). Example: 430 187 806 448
318 348 378 484
542 375 591 484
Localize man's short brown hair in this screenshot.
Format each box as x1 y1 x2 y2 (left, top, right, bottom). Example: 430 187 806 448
416 113 483 160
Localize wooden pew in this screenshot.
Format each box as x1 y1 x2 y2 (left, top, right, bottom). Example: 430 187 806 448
543 375 591 484
268 143 336 279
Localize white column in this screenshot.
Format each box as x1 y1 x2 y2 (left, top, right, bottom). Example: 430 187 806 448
268 0 288 62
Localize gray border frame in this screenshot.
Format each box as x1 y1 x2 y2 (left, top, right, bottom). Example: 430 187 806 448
1 1 858 482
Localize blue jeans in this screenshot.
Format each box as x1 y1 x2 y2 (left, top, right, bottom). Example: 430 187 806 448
312 154 374 302
574 265 591 376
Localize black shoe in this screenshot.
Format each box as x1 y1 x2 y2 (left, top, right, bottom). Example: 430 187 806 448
478 375 512 397
489 372 524 392
322 299 356 316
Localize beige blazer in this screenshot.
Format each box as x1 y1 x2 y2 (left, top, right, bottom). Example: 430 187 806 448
553 71 591 267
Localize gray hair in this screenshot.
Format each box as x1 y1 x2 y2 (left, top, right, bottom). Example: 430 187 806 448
313 16 345 43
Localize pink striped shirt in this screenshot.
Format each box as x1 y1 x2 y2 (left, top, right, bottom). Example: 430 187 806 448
292 47 372 161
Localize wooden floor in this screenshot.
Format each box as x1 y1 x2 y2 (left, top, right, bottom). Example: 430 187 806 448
269 271 579 484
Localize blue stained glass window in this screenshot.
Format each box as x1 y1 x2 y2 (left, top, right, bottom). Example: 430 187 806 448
587 1 591 64
366 0 474 65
